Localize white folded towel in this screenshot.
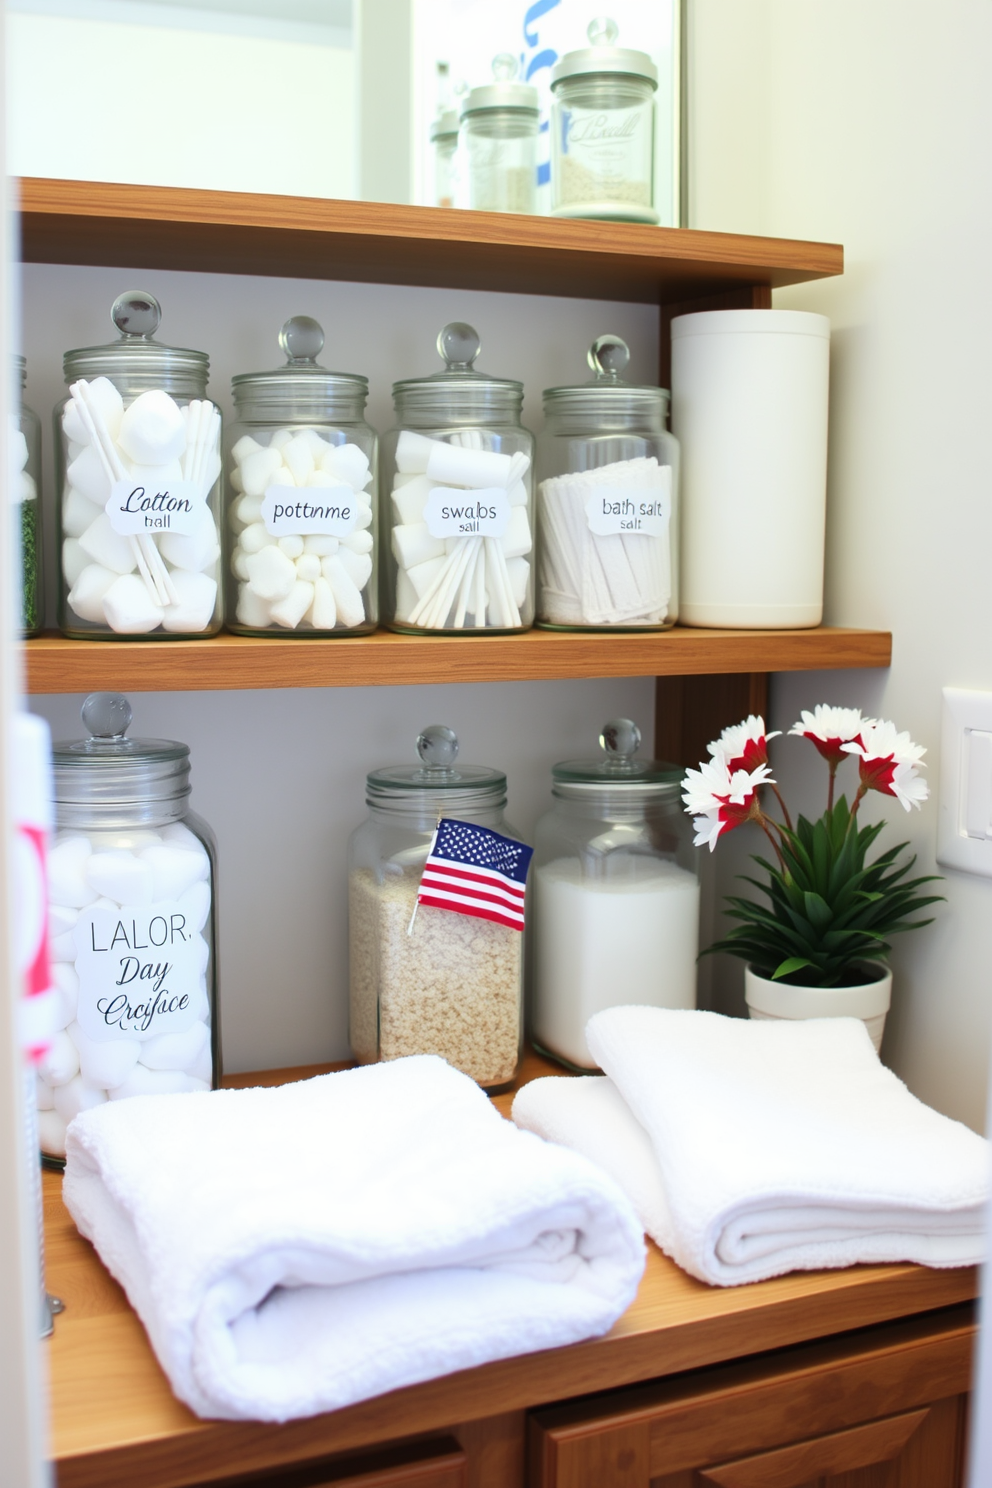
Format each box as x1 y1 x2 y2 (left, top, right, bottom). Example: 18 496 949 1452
63 1055 645 1421
512 1007 989 1286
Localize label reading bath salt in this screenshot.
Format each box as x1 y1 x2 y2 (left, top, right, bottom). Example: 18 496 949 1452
425 486 510 538
106 479 204 536
72 903 203 1042
261 485 361 538
585 473 672 537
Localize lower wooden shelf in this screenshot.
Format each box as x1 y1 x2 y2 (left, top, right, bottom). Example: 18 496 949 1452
25 625 892 694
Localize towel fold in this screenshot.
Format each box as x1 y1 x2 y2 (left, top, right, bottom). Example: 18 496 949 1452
512 1007 988 1286
63 1055 645 1421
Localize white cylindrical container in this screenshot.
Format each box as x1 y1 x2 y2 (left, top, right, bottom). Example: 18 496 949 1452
671 310 830 629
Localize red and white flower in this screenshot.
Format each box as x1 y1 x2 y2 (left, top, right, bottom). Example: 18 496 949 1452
841 719 929 811
682 755 775 851
707 714 780 773
789 705 873 766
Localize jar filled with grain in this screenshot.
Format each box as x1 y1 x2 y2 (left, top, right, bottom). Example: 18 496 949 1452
348 724 528 1090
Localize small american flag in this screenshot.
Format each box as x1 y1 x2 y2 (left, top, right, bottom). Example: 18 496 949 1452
417 817 533 931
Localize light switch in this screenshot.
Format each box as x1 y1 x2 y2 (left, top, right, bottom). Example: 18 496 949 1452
938 689 992 876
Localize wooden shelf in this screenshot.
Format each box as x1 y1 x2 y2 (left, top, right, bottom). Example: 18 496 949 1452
17 178 842 303
25 626 891 694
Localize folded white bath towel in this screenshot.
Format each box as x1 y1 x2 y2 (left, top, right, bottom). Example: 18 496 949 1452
512 1007 988 1286
63 1055 645 1421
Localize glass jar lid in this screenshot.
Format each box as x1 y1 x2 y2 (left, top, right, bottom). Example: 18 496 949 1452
430 108 459 142
63 292 209 398
366 725 507 811
460 54 540 117
392 323 524 422
15 354 26 390
232 316 369 421
552 718 680 799
543 335 668 420
551 17 658 89
52 693 191 807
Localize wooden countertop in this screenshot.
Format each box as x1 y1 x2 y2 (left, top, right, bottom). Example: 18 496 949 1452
45 1055 979 1488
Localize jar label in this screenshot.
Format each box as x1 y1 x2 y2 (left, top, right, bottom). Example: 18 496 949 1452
73 902 205 1042
424 487 511 538
106 479 205 536
261 484 360 537
585 475 671 537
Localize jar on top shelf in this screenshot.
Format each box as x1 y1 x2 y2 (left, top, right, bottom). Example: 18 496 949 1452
14 356 43 637
382 322 535 634
56 291 223 639
458 54 539 216
537 334 680 630
226 317 377 636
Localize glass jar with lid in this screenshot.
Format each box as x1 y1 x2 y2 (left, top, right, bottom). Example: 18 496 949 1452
382 322 535 633
550 18 658 224
537 334 680 629
56 291 223 639
227 317 377 636
14 356 43 636
348 724 529 1090
531 718 699 1070
430 108 459 208
37 692 219 1165
457 54 539 215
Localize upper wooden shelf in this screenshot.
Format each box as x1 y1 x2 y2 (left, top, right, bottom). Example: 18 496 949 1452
25 626 891 695
16 178 843 304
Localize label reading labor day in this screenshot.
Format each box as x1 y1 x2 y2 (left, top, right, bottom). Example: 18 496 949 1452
73 902 204 1042
584 472 672 537
106 478 204 536
261 485 361 538
424 486 510 538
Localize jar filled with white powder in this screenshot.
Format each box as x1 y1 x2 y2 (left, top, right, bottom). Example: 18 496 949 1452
227 316 377 636
537 334 680 629
39 692 218 1163
531 718 698 1070
348 724 526 1089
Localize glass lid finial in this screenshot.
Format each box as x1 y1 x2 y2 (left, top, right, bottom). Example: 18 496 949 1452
111 291 161 341
278 315 325 365
81 691 132 742
437 322 480 371
588 334 630 382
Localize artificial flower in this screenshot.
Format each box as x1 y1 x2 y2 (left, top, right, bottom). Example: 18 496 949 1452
708 714 780 772
789 705 873 766
682 755 775 851
841 719 929 811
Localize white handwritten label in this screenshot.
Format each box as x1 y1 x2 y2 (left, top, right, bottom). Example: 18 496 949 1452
73 902 204 1042
585 474 672 537
261 485 360 537
425 486 510 538
106 479 203 536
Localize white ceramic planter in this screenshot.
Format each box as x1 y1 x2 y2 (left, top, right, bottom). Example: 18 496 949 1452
744 964 892 1054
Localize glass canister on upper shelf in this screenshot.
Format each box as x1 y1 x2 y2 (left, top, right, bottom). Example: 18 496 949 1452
382 322 535 634
550 18 659 224
458 54 539 215
537 334 679 630
348 724 531 1091
14 356 43 636
531 718 699 1071
226 317 377 636
56 291 222 639
430 108 460 208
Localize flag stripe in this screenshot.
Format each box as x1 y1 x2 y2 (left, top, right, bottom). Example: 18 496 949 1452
426 857 528 891
418 892 524 930
420 879 525 916
419 885 525 922
421 863 525 907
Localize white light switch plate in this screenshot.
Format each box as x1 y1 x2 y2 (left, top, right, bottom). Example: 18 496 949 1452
937 687 992 876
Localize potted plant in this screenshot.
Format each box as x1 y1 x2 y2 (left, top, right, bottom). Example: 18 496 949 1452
681 707 943 1051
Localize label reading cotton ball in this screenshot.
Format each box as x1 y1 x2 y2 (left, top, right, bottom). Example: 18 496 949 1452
117 389 187 465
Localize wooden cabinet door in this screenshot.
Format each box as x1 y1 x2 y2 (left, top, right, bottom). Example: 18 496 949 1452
210 1436 467 1488
529 1307 974 1488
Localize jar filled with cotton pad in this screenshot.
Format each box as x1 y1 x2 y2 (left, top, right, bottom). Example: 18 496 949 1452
348 724 527 1089
531 718 698 1071
226 317 377 636
56 291 223 639
550 18 659 224
39 692 218 1164
457 54 539 215
14 356 43 636
537 334 680 629
382 322 535 633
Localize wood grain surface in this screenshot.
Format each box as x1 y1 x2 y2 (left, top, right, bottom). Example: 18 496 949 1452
16 179 843 304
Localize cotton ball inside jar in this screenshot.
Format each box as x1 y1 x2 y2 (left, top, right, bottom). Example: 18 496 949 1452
321 443 371 490
161 571 218 634
36 1073 55 1111
178 879 212 935
139 1019 210 1072
108 1064 195 1100
308 576 337 629
68 1021 141 1091
52 962 79 1028
117 389 186 465
125 457 184 490
62 486 105 539
335 546 372 592
340 529 373 556
49 902 78 943
295 553 321 583
37 1109 68 1157
158 507 221 574
79 513 139 575
86 849 154 906
246 544 296 602
49 835 97 909
236 585 272 628
84 377 125 439
102 574 165 635
278 535 305 560
239 446 283 497
68 563 118 624
53 1075 109 1124
269 579 315 629
303 535 338 556
231 434 263 463
62 540 89 590
38 1029 80 1087
321 556 365 627
282 435 315 484
235 494 264 526
67 446 112 505
232 550 252 582
139 841 209 900
239 522 269 556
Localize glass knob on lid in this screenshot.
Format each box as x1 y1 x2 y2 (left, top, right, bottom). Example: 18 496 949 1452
278 315 325 366
81 691 132 742
587 15 620 46
111 291 162 341
600 718 643 776
437 322 481 373
416 723 460 780
588 335 630 383
491 52 519 81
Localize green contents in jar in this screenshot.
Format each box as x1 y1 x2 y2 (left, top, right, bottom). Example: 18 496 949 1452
21 492 39 633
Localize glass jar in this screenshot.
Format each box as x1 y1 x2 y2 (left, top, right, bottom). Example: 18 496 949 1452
348 724 528 1090
382 322 535 633
56 291 223 639
550 18 658 224
38 692 219 1165
458 54 539 215
537 334 680 630
14 357 43 637
531 718 699 1070
227 317 377 636
430 108 459 208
